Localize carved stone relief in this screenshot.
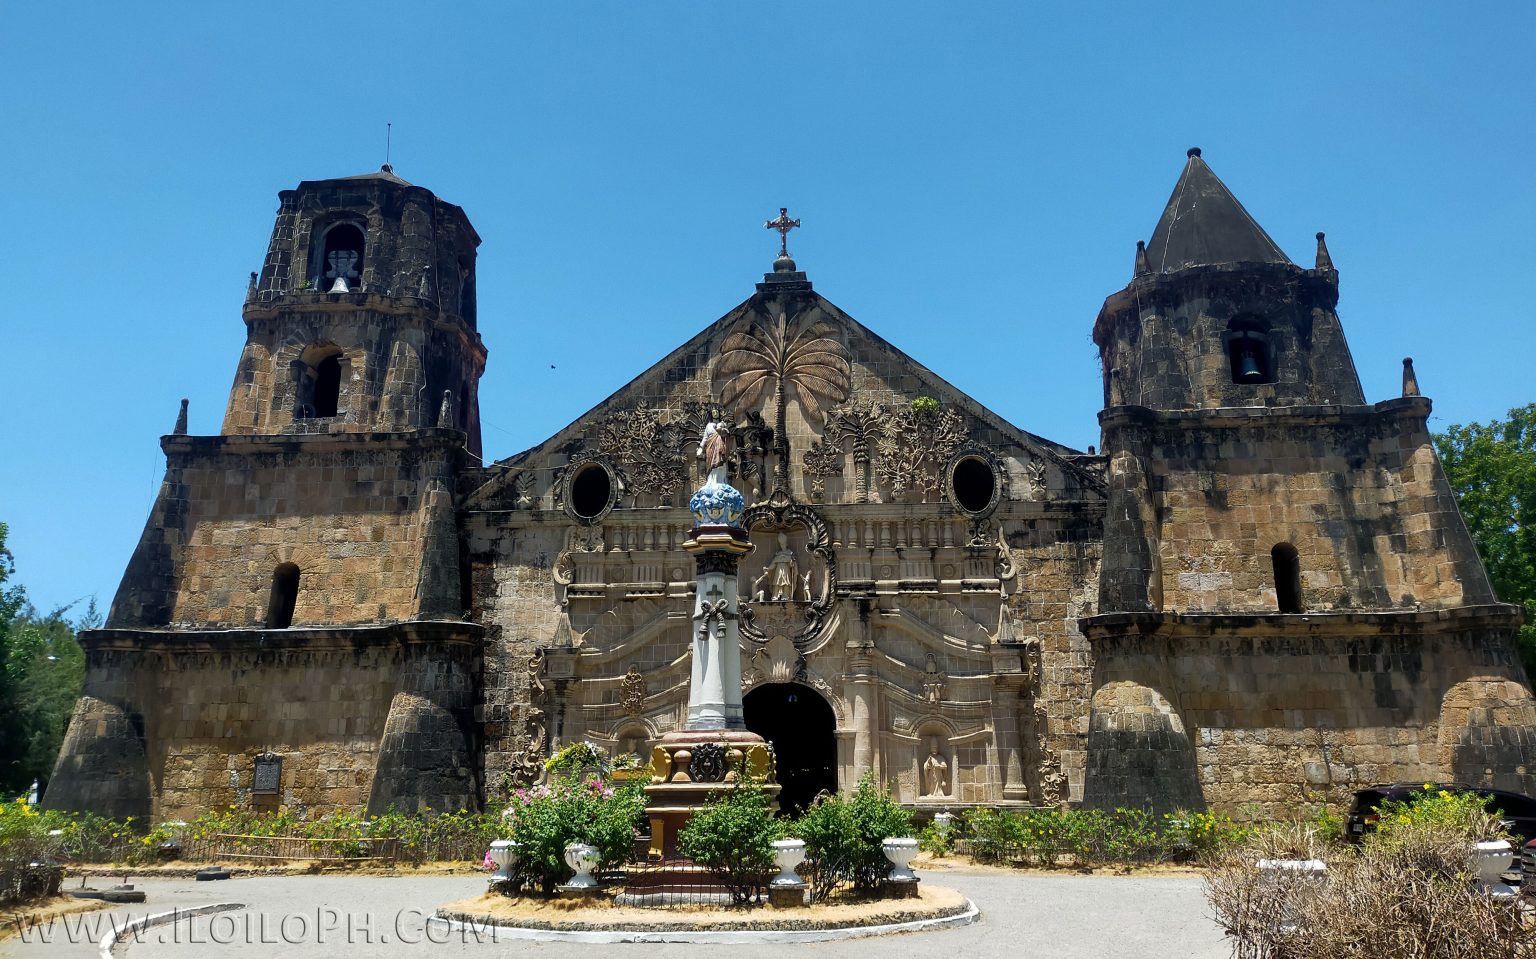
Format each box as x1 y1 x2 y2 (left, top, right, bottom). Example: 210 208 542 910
921 653 947 704
738 499 837 649
618 665 648 715
876 404 967 502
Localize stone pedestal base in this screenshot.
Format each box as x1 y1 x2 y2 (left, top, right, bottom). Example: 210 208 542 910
768 885 808 908
643 730 779 859
885 878 920 899
556 884 604 900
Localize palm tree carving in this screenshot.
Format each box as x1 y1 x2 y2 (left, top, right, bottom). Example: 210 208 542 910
715 310 851 492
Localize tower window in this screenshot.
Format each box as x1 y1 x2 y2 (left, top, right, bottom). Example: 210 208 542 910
316 222 365 293
1225 317 1273 385
267 563 300 628
295 347 344 420
313 355 341 417
1271 543 1303 613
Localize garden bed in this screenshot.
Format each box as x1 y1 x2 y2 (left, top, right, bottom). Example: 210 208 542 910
437 883 971 933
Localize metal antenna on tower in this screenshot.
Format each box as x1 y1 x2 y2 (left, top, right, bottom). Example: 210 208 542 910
385 122 392 171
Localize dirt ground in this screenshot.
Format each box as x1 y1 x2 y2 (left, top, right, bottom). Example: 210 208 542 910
0 896 111 942
438 883 971 930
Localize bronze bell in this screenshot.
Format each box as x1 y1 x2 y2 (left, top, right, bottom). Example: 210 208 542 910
1237 345 1264 383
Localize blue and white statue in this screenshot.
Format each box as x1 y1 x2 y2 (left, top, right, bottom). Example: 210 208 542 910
690 408 745 527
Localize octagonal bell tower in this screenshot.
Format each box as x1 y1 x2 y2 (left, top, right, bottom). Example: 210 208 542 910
222 165 487 457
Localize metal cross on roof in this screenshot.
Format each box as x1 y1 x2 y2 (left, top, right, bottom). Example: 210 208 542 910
764 207 801 258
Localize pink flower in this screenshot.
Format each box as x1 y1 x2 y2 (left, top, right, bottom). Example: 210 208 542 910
483 851 495 871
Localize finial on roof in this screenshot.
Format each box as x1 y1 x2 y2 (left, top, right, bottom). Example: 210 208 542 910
1401 357 1420 397
174 398 189 436
245 271 258 303
1314 231 1334 271
439 390 453 427
1187 147 1202 158
765 207 801 272
381 163 394 174
1134 239 1150 276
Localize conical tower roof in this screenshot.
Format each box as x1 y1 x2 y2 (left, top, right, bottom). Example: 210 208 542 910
1144 148 1291 273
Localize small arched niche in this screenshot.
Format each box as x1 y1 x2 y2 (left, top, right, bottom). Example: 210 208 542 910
1224 316 1274 385
315 221 365 293
294 346 344 420
1271 543 1303 613
266 563 300 628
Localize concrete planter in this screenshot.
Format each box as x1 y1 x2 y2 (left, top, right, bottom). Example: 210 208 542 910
883 837 919 882
563 842 600 889
1473 839 1516 897
488 839 518 883
770 838 808 888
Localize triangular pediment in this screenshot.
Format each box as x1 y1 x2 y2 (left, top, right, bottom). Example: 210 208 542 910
464 284 1103 512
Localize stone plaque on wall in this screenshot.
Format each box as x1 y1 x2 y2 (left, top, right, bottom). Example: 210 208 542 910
253 753 282 795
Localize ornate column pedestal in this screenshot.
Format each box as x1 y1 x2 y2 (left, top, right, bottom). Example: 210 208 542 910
642 476 780 859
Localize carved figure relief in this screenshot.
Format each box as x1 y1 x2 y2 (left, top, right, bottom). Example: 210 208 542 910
618 666 648 716
921 653 947 704
921 737 951 798
753 533 800 602
738 499 838 649
715 310 851 490
731 411 773 502
592 401 690 505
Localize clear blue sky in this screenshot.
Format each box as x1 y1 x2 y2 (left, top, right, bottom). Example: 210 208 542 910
2 2 1532 614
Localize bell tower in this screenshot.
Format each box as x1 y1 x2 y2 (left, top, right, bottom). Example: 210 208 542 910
222 166 486 457
1079 149 1529 817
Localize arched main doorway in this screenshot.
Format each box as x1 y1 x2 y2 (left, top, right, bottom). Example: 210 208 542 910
744 683 838 816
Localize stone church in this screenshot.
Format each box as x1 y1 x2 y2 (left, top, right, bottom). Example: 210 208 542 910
46 150 1536 822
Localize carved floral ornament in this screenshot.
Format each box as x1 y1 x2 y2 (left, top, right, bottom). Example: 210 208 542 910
618 665 648 715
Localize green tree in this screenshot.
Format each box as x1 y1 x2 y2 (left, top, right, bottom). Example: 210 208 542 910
0 523 90 797
1434 404 1536 675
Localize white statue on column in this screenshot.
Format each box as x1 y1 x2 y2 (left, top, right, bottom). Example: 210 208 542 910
696 408 730 486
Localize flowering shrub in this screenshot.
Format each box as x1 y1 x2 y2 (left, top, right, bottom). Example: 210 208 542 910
544 741 605 773
500 777 645 892
1373 785 1510 843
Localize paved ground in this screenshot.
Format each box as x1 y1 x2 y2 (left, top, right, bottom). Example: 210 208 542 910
3 867 1232 959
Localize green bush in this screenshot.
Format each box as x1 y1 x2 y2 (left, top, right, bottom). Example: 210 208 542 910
677 778 783 904
962 806 1247 867
1372 786 1509 843
500 776 645 892
794 774 912 901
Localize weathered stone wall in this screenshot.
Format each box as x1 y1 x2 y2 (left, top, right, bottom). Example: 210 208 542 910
1093 264 1364 411
45 624 481 820
106 431 465 629
221 301 485 456
1099 399 1495 616
1080 608 1534 817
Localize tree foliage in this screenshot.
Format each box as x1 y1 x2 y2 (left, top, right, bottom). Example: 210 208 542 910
1434 404 1536 674
676 777 783 903
0 522 90 797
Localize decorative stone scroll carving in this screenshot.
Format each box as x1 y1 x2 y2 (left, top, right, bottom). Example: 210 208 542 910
876 403 968 502
738 499 838 649
995 526 1018 581
618 666 648 716
504 649 549 788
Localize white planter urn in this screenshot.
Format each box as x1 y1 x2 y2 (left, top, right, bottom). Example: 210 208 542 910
1473 839 1516 896
563 842 600 889
932 811 955 836
883 837 920 882
487 840 518 883
770 838 808 887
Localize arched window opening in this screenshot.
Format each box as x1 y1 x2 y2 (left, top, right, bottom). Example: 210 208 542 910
319 222 365 293
267 563 300 628
1225 317 1273 385
313 355 342 417
1271 543 1303 613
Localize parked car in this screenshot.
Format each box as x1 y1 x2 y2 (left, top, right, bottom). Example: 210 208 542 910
1344 783 1536 845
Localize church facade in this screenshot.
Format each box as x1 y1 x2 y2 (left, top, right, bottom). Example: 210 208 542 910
46 151 1536 822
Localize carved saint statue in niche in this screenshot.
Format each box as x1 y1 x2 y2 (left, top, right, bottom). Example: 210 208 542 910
922 739 951 798
753 533 799 602
696 407 730 486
